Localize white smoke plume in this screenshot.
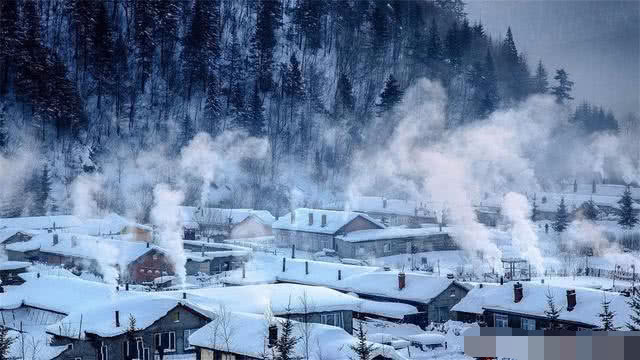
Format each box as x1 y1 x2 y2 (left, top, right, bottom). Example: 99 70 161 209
503 192 544 274
151 183 186 284
71 173 104 217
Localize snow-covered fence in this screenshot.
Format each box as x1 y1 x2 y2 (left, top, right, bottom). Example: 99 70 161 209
584 267 636 281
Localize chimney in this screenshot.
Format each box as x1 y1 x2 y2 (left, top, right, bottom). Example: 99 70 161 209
592 179 596 194
308 213 314 226
513 282 523 303
305 261 309 275
282 257 286 272
268 325 278 347
479 283 483 289
447 273 454 279
71 236 77 247
573 179 578 193
115 311 120 327
383 199 387 208
290 211 296 224
566 289 576 311
338 270 342 280
53 234 59 246
291 244 296 259
242 263 246 279
146 242 150 248
125 283 129 291
201 244 205 257
321 214 327 227
500 276 504 285
398 272 406 290
182 292 187 300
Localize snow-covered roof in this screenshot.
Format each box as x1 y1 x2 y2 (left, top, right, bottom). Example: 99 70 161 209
0 273 129 313
272 208 384 234
560 183 640 199
47 296 213 339
167 283 363 315
0 215 83 230
0 261 31 271
326 196 423 216
5 232 166 266
188 311 407 360
275 258 380 287
179 206 275 228
76 213 151 236
336 225 448 243
533 192 640 213
451 282 631 328
185 249 250 262
358 298 418 319
0 228 43 244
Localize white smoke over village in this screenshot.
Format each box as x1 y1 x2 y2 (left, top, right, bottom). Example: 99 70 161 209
151 183 186 284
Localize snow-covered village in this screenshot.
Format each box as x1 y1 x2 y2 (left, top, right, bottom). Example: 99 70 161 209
0 1 639 360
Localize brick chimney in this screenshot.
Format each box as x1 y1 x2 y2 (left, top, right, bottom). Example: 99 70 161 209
268 324 278 347
308 213 313 226
566 289 576 311
398 272 406 290
321 214 327 227
513 282 523 303
115 311 120 327
52 234 59 246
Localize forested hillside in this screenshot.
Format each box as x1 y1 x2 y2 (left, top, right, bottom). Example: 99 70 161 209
0 0 626 221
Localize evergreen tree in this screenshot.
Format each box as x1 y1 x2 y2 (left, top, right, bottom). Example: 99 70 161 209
0 325 15 360
284 53 304 119
445 22 462 67
583 199 598 221
134 0 155 90
274 315 298 360
225 25 245 111
531 193 538 221
66 0 96 74
0 0 19 95
480 48 499 117
617 186 638 228
154 0 180 79
0 113 8 153
370 1 390 55
544 289 562 330
90 0 114 110
179 114 194 148
551 69 574 104
376 75 403 114
294 0 325 52
501 27 519 66
241 81 265 137
252 0 282 92
350 320 376 360
599 295 619 331
204 74 222 135
183 0 218 99
427 19 443 61
626 289 640 330
552 196 569 232
334 73 355 118
532 60 549 94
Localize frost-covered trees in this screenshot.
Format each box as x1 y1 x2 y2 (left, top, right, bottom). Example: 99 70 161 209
626 290 640 330
599 295 619 331
544 289 562 330
551 69 574 104
583 199 598 221
552 197 569 232
618 186 638 228
350 320 376 360
274 315 298 360
0 325 15 360
376 75 403 114
532 60 549 94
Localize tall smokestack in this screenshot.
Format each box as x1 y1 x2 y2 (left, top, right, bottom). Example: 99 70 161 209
321 214 327 227
305 261 309 275
566 289 576 311
115 311 120 327
308 213 313 226
398 272 406 290
513 282 523 303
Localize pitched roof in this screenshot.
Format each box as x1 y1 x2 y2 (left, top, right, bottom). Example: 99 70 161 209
272 208 384 234
188 312 407 360
0 261 31 271
76 213 151 236
451 282 632 328
47 296 213 339
179 206 275 228
0 215 83 230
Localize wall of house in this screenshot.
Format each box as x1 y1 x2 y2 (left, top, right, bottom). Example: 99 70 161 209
288 310 354 334
334 233 457 259
52 305 209 360
6 249 34 262
230 218 272 239
426 284 469 324
185 259 211 276
482 310 594 331
273 229 334 252
196 347 259 360
128 250 175 283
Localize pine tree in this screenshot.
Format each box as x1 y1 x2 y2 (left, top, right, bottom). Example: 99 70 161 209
0 113 8 153
445 22 462 67
91 0 114 110
480 48 499 117
617 186 638 228
376 75 403 114
599 295 619 331
204 74 222 135
334 73 355 118
0 0 19 95
134 0 155 90
552 197 569 232
183 0 218 99
284 53 304 122
501 27 519 66
350 320 376 360
0 325 15 360
241 81 265 137
370 1 390 55
551 69 574 104
583 199 598 221
225 26 245 111
427 19 443 61
626 290 640 330
179 114 194 148
66 0 95 74
294 0 325 52
532 60 549 94
252 0 282 92
544 289 561 330
274 315 298 360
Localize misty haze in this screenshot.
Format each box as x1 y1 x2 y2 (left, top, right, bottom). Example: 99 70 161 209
0 1 639 360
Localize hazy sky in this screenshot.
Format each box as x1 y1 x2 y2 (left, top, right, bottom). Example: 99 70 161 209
466 0 640 118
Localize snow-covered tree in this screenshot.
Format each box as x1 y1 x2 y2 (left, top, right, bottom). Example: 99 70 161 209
599 295 619 331
618 186 638 228
0 325 15 360
350 320 376 360
583 199 598 221
376 75 403 114
274 313 298 360
551 68 574 104
544 289 562 330
626 290 640 330
552 197 569 232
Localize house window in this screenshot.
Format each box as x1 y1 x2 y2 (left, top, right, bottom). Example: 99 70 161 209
67 343 73 350
172 311 180 322
521 318 536 330
494 314 509 328
153 255 158 260
154 332 176 352
184 329 196 350
320 313 344 328
221 354 236 360
383 243 391 253
357 247 365 255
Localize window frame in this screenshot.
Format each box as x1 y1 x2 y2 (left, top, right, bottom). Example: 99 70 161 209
383 243 391 253
520 317 536 330
154 331 176 353
100 342 109 360
494 313 509 328
320 313 339 327
183 329 196 350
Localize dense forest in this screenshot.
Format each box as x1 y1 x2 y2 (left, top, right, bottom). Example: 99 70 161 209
0 0 631 221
